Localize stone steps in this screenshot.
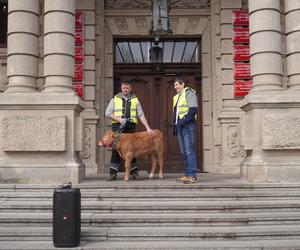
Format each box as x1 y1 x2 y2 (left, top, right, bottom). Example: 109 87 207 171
1 180 300 191
1 211 300 227
2 190 300 201
2 199 300 213
1 174 300 248
2 239 300 250
1 225 300 241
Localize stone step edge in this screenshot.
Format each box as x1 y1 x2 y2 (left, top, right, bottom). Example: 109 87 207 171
1 224 300 235
2 239 300 250
1 211 300 221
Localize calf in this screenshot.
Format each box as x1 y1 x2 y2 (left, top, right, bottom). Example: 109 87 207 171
98 129 164 181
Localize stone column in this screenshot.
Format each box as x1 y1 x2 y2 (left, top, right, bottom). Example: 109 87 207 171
6 0 39 92
240 0 300 183
249 0 283 91
43 0 75 93
285 0 300 89
0 0 85 184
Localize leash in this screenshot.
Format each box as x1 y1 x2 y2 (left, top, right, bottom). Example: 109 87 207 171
111 119 131 149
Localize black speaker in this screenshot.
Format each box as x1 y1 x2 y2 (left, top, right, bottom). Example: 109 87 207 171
53 183 81 247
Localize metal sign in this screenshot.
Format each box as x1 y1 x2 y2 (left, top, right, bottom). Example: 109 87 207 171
233 45 250 62
232 10 251 97
234 63 251 79
233 27 249 44
232 10 249 27
73 11 84 99
234 81 252 97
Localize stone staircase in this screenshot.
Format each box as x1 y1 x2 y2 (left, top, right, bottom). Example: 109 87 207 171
1 173 300 249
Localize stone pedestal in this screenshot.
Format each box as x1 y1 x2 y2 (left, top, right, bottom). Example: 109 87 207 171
241 90 300 182
79 110 99 176
219 113 246 174
0 93 85 183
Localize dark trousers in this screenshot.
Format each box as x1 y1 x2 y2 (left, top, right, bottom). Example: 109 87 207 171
110 123 138 175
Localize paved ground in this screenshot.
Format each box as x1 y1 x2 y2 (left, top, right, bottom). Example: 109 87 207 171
80 171 295 187
82 172 244 185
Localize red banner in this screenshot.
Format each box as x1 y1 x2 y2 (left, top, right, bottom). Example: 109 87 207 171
233 45 250 61
232 10 249 27
74 64 84 81
232 27 249 44
75 28 84 47
75 12 84 28
74 11 84 99
234 81 252 97
73 84 84 99
75 47 84 63
232 10 251 98
234 63 251 79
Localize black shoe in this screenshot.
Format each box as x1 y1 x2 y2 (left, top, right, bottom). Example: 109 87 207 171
106 173 117 181
131 172 139 180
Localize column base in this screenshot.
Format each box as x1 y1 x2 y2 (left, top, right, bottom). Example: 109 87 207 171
0 93 85 184
240 90 300 183
241 158 300 183
0 158 85 184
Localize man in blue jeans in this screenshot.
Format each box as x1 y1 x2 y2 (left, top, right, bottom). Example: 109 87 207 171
173 77 198 184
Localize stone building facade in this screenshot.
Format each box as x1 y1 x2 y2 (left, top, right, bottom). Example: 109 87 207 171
0 0 299 183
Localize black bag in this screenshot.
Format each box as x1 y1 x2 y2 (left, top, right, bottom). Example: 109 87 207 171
53 182 81 247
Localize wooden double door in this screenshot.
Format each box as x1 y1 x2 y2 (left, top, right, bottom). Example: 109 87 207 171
114 75 202 173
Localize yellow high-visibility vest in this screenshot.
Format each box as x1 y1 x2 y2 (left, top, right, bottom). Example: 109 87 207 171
112 95 138 124
173 87 196 119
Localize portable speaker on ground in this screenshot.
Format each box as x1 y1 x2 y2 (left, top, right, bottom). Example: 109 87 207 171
53 182 81 247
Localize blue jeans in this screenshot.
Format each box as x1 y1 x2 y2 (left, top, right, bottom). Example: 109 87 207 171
177 122 197 177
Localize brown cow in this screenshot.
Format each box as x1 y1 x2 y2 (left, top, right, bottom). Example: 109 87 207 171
98 129 164 181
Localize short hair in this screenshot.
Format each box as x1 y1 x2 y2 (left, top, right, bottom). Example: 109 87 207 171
121 79 133 86
173 77 186 85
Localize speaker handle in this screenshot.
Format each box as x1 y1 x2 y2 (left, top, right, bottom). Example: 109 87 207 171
59 182 72 189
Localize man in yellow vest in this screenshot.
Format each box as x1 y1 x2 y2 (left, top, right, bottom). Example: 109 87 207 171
173 77 198 184
105 79 153 181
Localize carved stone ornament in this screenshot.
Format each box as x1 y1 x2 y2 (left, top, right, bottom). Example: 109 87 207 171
263 112 300 149
170 0 210 8
105 15 209 35
105 0 210 9
227 125 246 158
80 126 92 159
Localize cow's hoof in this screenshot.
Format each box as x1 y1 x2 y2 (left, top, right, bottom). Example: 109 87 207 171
149 174 154 179
159 175 164 179
124 177 129 181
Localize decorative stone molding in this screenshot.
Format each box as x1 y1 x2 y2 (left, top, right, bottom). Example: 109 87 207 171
263 112 300 149
135 16 150 33
226 125 246 158
105 0 150 9
2 116 66 151
171 0 210 8
105 15 209 35
105 0 209 9
80 125 92 159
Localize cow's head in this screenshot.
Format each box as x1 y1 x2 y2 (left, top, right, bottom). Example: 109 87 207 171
98 131 118 148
